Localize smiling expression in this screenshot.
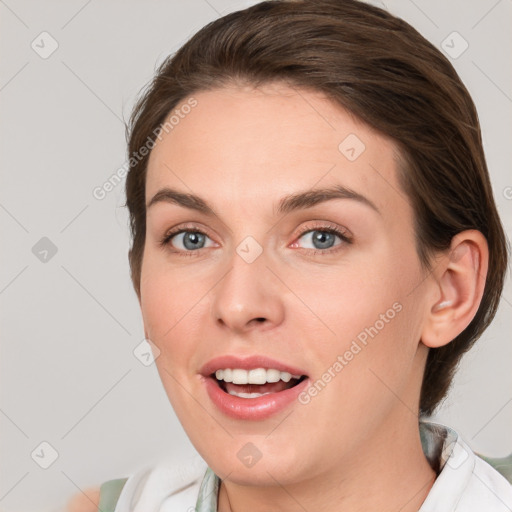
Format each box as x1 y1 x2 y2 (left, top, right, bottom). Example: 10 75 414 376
139 82 432 485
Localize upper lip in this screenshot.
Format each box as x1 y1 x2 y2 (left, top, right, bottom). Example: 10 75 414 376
200 355 308 377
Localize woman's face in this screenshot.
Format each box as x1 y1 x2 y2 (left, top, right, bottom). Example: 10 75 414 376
140 82 432 485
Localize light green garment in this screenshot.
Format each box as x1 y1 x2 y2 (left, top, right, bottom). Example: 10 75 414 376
195 466 219 512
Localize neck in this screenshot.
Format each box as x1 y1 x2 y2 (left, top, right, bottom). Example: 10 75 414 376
217 413 436 512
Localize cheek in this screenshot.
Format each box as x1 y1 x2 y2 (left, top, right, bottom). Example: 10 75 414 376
140 275 173 343
139 269 200 413
302 246 423 381
140 248 196 337
140 260 192 368
300 261 410 343
139 250 216 389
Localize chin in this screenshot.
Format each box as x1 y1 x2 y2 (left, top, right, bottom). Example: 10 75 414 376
207 443 309 486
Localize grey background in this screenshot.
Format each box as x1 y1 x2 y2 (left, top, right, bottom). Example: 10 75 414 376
0 1 510 511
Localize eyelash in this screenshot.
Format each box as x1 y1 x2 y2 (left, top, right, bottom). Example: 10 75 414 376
159 222 352 257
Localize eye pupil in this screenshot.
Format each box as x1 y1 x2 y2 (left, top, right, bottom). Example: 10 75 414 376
183 232 205 250
313 230 335 249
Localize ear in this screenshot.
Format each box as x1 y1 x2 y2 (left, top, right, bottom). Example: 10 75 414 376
421 230 489 349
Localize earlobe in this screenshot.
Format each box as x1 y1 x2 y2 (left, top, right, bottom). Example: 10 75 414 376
421 230 488 349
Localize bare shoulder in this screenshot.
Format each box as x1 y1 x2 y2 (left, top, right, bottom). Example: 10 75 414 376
66 487 101 512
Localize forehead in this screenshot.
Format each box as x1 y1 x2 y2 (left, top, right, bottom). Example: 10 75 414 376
145 83 407 219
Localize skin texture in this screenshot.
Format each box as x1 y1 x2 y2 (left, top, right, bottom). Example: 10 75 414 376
66 487 100 512
138 83 488 512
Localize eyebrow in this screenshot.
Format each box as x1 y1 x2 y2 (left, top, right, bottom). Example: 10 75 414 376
146 184 380 217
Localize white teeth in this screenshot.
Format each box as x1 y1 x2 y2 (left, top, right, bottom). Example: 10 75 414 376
266 369 281 382
280 372 292 383
228 390 272 398
233 369 248 384
248 368 267 384
214 367 303 384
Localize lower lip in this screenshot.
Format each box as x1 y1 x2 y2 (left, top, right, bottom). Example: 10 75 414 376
203 375 310 421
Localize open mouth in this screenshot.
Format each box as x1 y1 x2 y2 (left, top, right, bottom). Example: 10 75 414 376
211 373 308 398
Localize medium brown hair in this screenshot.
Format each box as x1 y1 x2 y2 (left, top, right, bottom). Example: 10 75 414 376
124 0 509 416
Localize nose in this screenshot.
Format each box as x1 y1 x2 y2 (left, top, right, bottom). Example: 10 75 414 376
210 242 285 334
